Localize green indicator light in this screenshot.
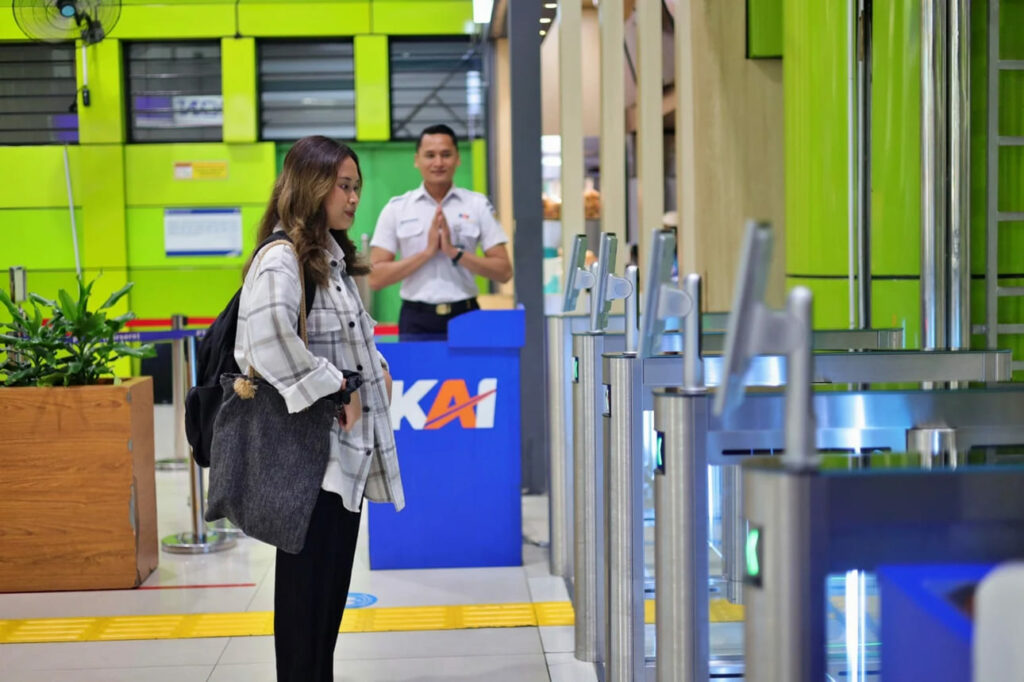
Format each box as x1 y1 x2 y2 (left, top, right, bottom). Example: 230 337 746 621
746 528 761 578
572 357 579 383
655 431 664 471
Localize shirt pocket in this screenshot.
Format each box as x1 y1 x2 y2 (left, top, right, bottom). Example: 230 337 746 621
306 308 344 343
396 218 428 256
359 310 378 339
452 220 481 250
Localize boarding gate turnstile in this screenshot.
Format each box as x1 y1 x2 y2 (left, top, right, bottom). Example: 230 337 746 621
595 227 1016 681
647 224 1024 682
549 235 906 589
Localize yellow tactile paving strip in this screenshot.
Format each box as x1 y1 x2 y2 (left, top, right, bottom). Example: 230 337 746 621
0 599 744 645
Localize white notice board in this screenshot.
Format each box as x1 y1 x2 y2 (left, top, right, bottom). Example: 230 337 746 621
164 208 243 257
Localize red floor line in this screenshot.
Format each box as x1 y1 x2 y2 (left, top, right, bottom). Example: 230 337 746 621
137 583 257 590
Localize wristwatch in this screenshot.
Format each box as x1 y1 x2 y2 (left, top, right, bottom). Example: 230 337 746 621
451 249 464 265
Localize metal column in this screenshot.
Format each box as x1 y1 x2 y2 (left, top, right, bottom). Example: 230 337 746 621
508 0 547 493
948 0 970 349
653 389 710 682
603 352 644 682
573 331 607 661
921 0 949 351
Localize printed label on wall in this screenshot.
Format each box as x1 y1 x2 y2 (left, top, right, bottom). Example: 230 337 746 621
173 161 229 181
136 95 224 129
164 208 242 257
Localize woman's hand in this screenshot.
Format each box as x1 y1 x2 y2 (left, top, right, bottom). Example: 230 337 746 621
383 367 393 403
338 389 362 432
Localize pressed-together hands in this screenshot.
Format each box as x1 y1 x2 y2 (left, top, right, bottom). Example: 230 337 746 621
423 206 461 260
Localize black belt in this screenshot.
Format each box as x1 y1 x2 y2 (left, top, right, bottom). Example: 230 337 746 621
401 298 478 316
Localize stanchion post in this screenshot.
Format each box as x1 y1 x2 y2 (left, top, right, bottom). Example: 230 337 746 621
161 332 236 554
156 314 189 471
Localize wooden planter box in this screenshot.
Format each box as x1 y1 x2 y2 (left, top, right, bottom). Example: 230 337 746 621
0 376 158 592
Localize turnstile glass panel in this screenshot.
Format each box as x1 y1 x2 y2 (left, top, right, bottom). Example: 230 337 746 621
641 417 747 671
825 572 881 682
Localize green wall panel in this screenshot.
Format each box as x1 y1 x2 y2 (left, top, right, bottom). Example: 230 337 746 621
78 145 128 272
128 268 244 320
371 1 473 34
355 35 391 141
0 147 84 209
77 39 125 145
748 0 783 58
783 0 850 276
871 279 921 349
124 143 276 207
112 1 236 39
871 0 921 276
784 277 852 329
222 38 258 144
237 1 371 36
0 209 85 270
125 206 265 269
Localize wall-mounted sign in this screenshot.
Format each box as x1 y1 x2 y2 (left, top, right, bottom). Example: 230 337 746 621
164 208 243 257
136 95 224 129
173 161 229 181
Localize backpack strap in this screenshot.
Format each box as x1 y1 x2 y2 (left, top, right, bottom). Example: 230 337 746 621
246 237 319 382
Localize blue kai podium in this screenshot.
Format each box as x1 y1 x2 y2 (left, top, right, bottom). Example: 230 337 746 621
369 309 525 569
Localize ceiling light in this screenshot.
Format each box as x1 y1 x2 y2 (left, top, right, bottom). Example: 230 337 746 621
544 2 557 7
540 16 552 23
540 30 547 36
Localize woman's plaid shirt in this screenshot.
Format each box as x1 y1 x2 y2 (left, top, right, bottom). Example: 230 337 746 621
234 238 404 513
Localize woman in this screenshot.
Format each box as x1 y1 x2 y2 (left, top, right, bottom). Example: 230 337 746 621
235 135 404 681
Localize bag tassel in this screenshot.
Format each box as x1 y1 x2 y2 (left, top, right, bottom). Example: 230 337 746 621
234 377 257 400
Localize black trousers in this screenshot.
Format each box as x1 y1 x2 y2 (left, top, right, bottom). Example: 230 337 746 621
274 489 361 682
398 298 480 338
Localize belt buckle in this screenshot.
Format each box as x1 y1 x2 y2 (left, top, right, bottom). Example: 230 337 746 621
436 303 452 316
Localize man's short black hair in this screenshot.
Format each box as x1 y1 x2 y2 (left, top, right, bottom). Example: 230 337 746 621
417 124 459 150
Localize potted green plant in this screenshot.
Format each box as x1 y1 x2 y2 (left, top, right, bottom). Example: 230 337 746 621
0 276 161 592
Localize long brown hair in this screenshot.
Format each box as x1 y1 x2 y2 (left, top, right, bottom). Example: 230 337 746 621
244 135 369 285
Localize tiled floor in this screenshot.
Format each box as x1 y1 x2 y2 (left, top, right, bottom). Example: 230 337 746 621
0 407 598 682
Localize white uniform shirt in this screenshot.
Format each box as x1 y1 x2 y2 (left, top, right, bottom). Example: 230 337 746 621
370 183 508 304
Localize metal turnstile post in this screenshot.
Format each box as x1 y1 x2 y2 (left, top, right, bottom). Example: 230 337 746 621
547 315 573 578
654 389 710 682
549 314 624 581
743 467 822 682
720 464 745 605
573 330 607 662
603 352 644 681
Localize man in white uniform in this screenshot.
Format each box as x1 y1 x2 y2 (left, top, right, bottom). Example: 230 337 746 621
368 124 513 336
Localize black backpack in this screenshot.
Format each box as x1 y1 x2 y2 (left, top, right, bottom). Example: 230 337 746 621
184 233 315 467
